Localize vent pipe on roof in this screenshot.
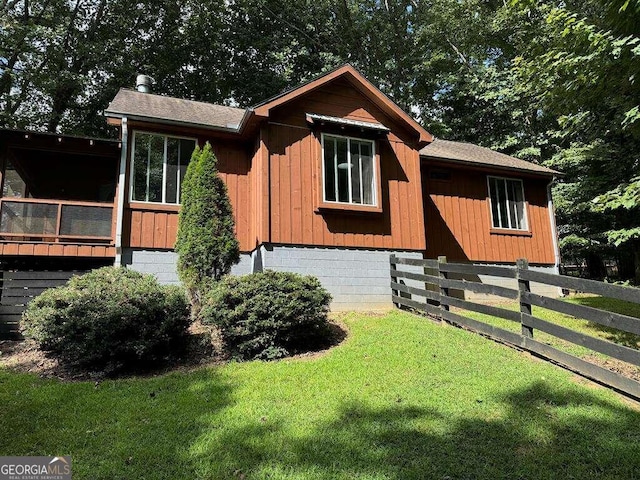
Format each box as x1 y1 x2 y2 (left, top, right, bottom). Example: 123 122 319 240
136 74 155 93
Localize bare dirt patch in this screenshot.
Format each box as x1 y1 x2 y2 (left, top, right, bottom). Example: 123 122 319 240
582 354 640 383
0 338 62 378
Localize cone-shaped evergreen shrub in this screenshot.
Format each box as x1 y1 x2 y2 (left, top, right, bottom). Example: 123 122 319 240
175 142 240 305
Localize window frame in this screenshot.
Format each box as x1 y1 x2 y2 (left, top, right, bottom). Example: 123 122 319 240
320 132 378 208
129 131 197 206
487 176 529 231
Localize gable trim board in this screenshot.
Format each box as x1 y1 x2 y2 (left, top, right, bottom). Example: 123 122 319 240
104 66 561 308
252 65 433 145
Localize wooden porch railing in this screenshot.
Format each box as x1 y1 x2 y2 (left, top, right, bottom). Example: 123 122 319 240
0 197 114 243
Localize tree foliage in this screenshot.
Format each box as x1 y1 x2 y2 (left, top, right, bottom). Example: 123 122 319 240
512 0 640 281
3 0 640 280
0 0 230 135
175 142 240 304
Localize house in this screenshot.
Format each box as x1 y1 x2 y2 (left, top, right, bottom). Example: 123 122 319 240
0 65 559 317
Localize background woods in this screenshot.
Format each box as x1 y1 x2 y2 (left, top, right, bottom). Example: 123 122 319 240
1 0 639 281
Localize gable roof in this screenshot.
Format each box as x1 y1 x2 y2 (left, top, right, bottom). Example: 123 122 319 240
420 139 558 176
253 64 433 144
104 70 553 178
105 89 248 132
104 66 433 144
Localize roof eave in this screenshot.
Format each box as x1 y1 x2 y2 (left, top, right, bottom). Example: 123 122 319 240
252 65 351 117
421 154 560 177
236 108 255 135
342 69 433 145
103 111 242 134
0 127 120 145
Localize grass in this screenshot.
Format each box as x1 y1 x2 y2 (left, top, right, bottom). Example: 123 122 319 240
462 294 640 362
2 310 640 479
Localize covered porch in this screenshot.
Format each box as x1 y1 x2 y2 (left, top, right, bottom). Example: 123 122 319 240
0 129 120 258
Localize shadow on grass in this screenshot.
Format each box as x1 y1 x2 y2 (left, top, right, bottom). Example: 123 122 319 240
0 368 234 479
571 296 640 349
190 381 640 479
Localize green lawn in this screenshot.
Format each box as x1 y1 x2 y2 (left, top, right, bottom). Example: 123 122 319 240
2 310 640 479
462 295 640 363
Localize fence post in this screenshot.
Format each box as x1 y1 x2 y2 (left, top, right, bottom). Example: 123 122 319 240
517 258 533 338
390 254 399 308
438 256 448 320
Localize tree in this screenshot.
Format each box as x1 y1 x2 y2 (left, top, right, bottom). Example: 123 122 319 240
0 0 231 137
512 0 640 282
175 142 240 307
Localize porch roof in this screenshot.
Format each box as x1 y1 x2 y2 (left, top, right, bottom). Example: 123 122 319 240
420 139 559 176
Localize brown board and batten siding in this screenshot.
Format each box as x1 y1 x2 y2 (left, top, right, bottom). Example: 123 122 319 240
247 127 270 249
268 78 418 144
264 79 426 251
423 165 555 265
123 127 253 252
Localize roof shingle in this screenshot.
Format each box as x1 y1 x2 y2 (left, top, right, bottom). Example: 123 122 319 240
105 88 558 177
105 89 247 131
420 139 558 176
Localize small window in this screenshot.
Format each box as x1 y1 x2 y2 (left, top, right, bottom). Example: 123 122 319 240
131 132 196 204
488 176 527 230
322 134 376 206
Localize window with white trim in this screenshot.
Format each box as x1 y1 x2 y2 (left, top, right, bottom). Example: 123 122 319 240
131 132 196 204
488 176 527 230
322 134 376 206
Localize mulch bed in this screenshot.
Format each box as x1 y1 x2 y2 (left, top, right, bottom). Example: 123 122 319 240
0 322 226 381
0 320 348 381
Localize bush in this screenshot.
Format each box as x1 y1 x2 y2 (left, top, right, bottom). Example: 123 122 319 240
175 142 240 310
201 271 332 360
22 267 191 373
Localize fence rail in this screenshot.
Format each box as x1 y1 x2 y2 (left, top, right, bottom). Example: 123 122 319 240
390 255 640 399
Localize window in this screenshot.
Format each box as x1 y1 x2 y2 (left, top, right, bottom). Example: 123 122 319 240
131 132 196 204
488 176 527 230
2 158 27 198
322 134 376 206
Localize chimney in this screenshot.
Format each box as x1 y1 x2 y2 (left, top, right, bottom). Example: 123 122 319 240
136 74 154 93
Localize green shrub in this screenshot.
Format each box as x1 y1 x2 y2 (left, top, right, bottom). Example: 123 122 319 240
175 142 240 310
201 271 332 360
22 266 191 373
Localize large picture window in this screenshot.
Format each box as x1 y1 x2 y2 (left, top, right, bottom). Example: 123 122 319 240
322 134 376 206
488 176 527 230
131 132 196 204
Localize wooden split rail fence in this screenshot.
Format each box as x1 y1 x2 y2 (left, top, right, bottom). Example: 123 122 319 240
390 255 640 399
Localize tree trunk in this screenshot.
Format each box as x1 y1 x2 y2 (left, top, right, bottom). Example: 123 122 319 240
586 252 606 280
617 249 635 281
634 243 640 285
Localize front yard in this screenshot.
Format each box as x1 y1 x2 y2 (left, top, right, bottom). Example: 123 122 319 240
1 310 639 479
